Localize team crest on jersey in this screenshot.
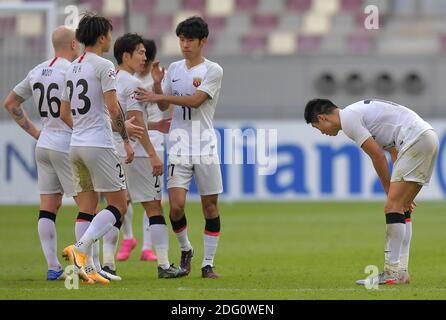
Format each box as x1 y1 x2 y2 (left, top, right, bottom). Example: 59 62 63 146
108 68 117 80
193 77 202 88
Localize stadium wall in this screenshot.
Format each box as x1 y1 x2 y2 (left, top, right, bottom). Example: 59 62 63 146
1 120 445 204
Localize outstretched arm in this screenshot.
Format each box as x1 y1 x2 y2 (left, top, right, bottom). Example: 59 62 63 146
136 88 208 109
3 91 40 139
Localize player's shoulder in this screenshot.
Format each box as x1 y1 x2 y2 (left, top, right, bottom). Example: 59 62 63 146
118 70 142 88
91 53 115 69
167 59 185 71
29 58 55 74
204 59 223 77
344 100 368 112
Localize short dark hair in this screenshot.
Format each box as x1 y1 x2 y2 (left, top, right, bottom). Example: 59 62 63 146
76 13 113 47
114 33 144 65
304 99 337 123
176 16 209 40
142 39 157 62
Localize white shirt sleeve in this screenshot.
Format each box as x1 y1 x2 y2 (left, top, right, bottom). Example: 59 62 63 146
161 63 174 95
197 64 223 99
340 108 372 147
13 72 33 100
97 59 117 93
126 79 145 113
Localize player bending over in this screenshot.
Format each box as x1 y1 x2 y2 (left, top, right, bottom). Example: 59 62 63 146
304 98 438 285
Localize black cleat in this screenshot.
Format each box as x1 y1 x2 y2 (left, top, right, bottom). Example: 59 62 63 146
180 249 194 275
158 264 188 279
201 265 220 279
102 266 116 276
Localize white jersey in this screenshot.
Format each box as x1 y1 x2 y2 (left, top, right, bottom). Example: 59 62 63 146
136 72 164 152
162 59 223 156
61 51 116 148
13 57 72 153
340 99 433 153
114 69 149 158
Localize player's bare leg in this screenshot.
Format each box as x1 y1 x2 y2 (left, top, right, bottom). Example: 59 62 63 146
169 187 193 274
201 194 221 279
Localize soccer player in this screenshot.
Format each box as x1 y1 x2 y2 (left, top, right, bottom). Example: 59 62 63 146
59 14 136 284
115 38 171 263
136 17 224 278
107 33 184 278
3 26 80 281
304 98 439 285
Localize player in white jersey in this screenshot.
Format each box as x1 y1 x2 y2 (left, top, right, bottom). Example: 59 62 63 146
304 98 439 285
115 38 171 263
103 33 183 278
136 17 224 278
3 26 80 281
59 14 140 285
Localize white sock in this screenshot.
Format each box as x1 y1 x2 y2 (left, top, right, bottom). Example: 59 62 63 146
142 212 153 251
202 234 220 268
92 240 101 271
385 214 406 267
75 221 91 241
86 244 96 273
150 222 169 268
38 214 61 271
121 202 134 240
400 219 412 271
103 226 119 270
75 208 119 254
175 228 192 252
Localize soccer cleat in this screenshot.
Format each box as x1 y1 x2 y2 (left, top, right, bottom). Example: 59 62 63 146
180 248 194 275
201 265 220 279
140 249 158 261
356 269 405 286
100 267 122 281
399 270 410 284
47 269 66 281
116 238 137 261
62 245 89 282
158 264 188 279
85 265 110 285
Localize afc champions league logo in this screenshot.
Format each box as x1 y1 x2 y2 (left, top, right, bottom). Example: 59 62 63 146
193 77 202 88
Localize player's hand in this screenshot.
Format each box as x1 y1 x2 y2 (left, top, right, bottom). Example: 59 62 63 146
135 87 160 103
125 116 144 141
150 154 163 176
155 118 171 134
409 201 417 213
124 141 135 164
151 61 165 84
33 129 41 140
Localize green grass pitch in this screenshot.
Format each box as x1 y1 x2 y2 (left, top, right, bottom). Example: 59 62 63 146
0 202 445 300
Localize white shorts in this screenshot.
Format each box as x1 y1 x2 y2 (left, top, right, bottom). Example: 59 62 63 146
167 154 223 196
70 146 126 193
35 147 76 197
123 157 163 203
391 129 439 185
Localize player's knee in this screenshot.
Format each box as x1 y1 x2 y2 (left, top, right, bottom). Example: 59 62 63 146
384 200 403 213
170 203 185 217
203 202 218 218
